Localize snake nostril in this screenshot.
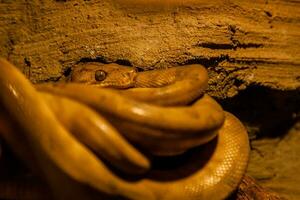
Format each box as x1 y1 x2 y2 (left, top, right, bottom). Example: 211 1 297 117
95 70 107 81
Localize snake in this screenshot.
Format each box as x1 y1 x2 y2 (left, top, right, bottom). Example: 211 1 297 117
0 59 249 200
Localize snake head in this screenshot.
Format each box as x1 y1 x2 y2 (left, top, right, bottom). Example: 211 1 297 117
71 62 137 89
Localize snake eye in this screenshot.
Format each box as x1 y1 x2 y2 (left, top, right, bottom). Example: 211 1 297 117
95 70 107 81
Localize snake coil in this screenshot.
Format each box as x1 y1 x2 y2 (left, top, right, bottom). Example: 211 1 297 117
0 59 249 200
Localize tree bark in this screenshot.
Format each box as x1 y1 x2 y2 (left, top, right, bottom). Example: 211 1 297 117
232 175 286 200
0 0 299 98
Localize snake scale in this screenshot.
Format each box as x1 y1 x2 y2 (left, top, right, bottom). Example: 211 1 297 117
0 59 249 200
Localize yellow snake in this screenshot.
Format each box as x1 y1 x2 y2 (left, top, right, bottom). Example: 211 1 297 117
0 59 249 200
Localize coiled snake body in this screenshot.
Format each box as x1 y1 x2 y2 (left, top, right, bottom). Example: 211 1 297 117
0 59 249 200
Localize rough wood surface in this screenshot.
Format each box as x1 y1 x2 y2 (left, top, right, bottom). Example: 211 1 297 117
0 0 299 98
233 175 286 200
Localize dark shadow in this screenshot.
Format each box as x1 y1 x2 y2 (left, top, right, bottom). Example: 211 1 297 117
220 85 300 139
108 137 217 182
78 56 109 64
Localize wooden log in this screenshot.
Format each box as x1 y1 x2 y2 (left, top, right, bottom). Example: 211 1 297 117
231 175 287 200
0 0 299 98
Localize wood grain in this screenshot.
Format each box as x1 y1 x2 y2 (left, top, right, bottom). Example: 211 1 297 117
0 0 299 98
